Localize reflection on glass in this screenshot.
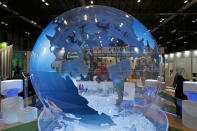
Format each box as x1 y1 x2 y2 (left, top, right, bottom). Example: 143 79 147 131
30 5 167 131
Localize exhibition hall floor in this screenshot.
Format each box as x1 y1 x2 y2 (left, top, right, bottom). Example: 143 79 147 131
0 91 194 131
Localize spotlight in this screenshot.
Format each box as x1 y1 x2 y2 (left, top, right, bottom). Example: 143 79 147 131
2 4 7 8
160 18 165 23
176 52 181 58
184 51 190 57
184 0 188 4
170 53 174 59
134 47 139 53
171 30 176 33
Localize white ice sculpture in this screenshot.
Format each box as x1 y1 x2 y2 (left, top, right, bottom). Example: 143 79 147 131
182 81 197 130
145 79 160 97
1 80 24 124
145 79 159 88
1 80 23 95
18 106 38 123
1 97 24 124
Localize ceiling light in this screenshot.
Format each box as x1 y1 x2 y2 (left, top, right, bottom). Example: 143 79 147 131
184 51 190 57
176 52 181 57
1 21 4 24
137 0 141 3
2 4 7 8
25 32 30 35
31 20 37 25
192 20 196 23
184 0 188 4
167 41 170 43
4 23 8 26
170 53 174 58
42 0 45 2
45 2 49 6
171 30 176 33
94 18 98 23
125 14 129 18
50 46 55 52
85 6 90 9
159 37 163 39
63 20 67 25
134 47 139 53
84 15 87 21
184 41 188 43
193 50 197 56
86 34 89 39
164 54 168 58
172 45 176 47
0 2 2 5
90 1 94 4
120 22 124 27
178 36 183 40
160 18 165 23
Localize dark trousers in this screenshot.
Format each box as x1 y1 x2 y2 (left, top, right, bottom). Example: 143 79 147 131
175 98 182 118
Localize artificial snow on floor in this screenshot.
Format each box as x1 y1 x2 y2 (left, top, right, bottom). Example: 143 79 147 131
51 113 156 131
46 94 156 131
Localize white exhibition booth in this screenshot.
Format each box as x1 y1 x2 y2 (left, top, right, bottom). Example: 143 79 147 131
164 50 197 86
182 81 197 130
165 50 197 130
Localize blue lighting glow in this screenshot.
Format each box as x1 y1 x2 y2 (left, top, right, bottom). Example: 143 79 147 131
6 90 18 98
188 93 197 102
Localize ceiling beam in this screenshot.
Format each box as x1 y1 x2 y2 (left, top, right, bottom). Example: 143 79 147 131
3 12 197 17
151 0 197 33
160 31 197 47
0 3 43 30
159 12 197 16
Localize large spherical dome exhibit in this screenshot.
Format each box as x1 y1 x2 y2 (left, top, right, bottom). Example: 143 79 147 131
30 5 168 131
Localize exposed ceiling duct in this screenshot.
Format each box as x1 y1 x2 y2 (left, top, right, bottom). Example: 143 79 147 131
151 0 197 33
0 3 43 30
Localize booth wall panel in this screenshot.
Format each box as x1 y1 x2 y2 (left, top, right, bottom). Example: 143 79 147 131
0 45 13 79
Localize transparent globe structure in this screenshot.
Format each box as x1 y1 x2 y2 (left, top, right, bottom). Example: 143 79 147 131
30 5 168 131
